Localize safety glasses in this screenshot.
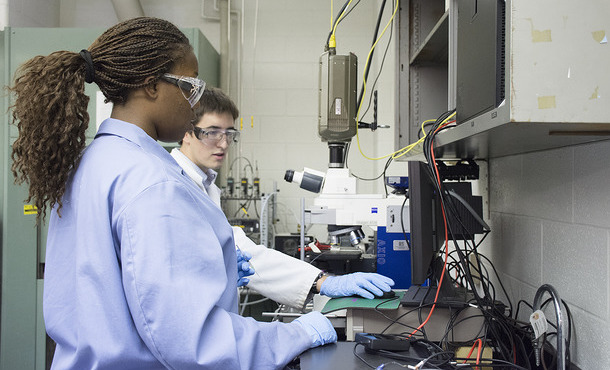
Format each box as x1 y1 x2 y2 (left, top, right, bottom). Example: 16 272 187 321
192 126 240 146
160 73 206 108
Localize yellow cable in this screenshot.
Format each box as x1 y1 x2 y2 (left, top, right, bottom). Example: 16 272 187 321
391 118 435 159
329 0 353 49
353 0 400 161
391 112 456 160
324 0 454 163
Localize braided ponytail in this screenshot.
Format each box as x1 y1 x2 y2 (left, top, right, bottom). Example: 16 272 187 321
9 17 192 219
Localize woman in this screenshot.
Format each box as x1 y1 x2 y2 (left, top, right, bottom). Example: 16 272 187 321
10 17 335 370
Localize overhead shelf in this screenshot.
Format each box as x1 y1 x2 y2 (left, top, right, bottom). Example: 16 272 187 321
397 0 610 161
410 11 448 65
432 117 610 160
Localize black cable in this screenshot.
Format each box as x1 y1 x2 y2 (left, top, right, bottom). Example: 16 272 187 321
352 343 378 369
447 190 490 231
362 343 454 369
345 0 395 178
343 141 351 169
515 299 533 320
418 121 435 139
440 314 488 346
519 297 574 369
561 298 573 369
476 252 514 317
357 0 387 110
378 301 438 337
453 357 530 370
337 0 362 27
417 285 437 341
351 154 393 182
324 0 364 52
360 1 394 120
352 109 567 368
307 250 333 265
232 199 253 218
421 111 527 364
415 350 455 369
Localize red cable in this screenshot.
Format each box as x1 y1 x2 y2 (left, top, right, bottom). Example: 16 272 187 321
476 338 483 367
463 341 478 363
463 339 483 367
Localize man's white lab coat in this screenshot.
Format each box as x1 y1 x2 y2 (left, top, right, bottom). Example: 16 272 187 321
171 148 321 308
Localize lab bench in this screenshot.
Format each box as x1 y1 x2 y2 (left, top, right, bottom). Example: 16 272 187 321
294 341 392 370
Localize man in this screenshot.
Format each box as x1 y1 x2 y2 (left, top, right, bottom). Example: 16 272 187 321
170 86 394 309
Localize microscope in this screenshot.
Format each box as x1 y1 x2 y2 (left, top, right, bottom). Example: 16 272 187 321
284 50 410 288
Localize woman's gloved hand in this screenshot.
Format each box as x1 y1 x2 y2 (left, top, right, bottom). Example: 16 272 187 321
319 272 395 299
293 311 337 348
236 248 255 287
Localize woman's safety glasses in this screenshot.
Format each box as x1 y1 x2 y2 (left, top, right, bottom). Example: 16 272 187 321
161 74 206 108
192 127 240 146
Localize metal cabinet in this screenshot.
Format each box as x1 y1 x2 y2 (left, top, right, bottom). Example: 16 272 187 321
397 0 610 159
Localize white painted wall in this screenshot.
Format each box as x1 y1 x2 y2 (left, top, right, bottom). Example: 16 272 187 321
59 0 220 51
0 0 8 29
6 0 60 27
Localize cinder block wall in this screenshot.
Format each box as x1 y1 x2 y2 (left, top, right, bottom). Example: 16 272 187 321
489 140 610 369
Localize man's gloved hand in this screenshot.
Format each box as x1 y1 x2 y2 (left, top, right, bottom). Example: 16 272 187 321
319 272 395 299
293 311 337 348
236 248 255 287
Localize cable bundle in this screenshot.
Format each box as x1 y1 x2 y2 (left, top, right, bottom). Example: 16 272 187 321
398 110 574 369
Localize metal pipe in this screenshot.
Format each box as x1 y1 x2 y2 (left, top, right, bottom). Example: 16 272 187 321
300 198 305 261
111 0 144 21
532 284 565 370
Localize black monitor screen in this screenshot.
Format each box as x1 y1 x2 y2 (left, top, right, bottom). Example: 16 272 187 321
403 161 483 307
407 160 444 286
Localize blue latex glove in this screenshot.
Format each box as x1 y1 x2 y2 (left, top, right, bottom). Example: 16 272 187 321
293 311 337 348
236 248 255 287
319 272 395 299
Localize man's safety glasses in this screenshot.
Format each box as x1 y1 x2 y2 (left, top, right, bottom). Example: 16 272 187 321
160 74 206 108
192 127 240 146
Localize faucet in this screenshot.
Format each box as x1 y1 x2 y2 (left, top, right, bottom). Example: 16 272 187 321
532 284 565 370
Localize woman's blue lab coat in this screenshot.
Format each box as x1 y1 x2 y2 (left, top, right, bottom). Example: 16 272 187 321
43 119 310 369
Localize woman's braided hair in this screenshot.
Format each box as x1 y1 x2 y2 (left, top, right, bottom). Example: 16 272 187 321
9 17 192 220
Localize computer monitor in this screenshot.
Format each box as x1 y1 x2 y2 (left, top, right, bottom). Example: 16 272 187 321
401 160 480 307
407 160 444 286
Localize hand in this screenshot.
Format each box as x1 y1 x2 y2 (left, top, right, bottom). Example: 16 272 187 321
236 248 255 287
293 311 337 348
319 272 395 299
